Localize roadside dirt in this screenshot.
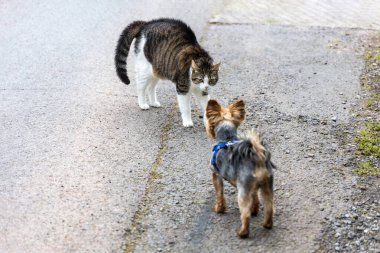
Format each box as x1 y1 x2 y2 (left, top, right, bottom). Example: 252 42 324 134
317 35 380 253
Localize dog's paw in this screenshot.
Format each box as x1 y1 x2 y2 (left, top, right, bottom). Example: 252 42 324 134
238 228 249 239
213 204 225 213
262 221 273 229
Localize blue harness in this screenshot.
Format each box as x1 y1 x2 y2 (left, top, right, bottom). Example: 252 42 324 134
211 139 240 173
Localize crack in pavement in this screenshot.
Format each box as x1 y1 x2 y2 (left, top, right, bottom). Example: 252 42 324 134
123 105 176 253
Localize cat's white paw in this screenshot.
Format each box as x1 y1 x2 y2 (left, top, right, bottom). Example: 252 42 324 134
149 101 161 108
139 103 150 110
182 120 194 127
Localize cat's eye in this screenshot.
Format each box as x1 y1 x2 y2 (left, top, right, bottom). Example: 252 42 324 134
192 78 203 84
209 77 217 85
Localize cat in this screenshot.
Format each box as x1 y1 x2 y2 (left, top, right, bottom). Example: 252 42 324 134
115 18 220 127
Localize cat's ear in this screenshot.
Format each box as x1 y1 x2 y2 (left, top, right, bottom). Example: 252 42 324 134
228 100 246 125
191 60 200 71
212 62 221 71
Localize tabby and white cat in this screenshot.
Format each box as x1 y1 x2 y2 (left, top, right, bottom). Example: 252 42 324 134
115 18 220 127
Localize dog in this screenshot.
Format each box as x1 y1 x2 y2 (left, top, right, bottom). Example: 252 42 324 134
205 99 275 238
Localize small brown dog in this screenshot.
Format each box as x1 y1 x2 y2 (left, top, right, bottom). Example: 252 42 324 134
206 99 275 238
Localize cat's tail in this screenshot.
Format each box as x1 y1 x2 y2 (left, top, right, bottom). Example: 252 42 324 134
115 21 146 85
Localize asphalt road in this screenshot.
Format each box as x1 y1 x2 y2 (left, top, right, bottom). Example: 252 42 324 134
1 1 379 253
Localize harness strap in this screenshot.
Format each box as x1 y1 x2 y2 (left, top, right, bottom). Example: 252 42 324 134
211 139 240 172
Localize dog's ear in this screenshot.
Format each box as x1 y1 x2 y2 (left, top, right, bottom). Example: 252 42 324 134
206 100 222 119
206 100 222 139
228 100 246 125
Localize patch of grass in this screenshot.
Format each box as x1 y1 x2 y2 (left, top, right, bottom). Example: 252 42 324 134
354 36 380 178
366 48 380 63
150 168 162 180
356 122 380 157
355 162 379 176
265 18 279 25
367 100 375 107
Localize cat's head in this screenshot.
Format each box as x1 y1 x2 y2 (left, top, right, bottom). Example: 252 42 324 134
191 59 220 95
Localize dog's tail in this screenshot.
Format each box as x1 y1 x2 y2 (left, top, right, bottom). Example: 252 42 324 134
234 129 270 186
115 21 146 85
246 130 266 163
233 130 273 184
247 130 270 183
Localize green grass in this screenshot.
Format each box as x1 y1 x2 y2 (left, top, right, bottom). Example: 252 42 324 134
366 48 380 63
355 162 379 176
264 18 279 25
150 168 162 180
355 37 380 177
367 100 375 108
356 122 380 158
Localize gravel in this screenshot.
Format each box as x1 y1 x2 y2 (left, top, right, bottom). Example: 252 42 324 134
321 199 380 252
317 34 380 253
